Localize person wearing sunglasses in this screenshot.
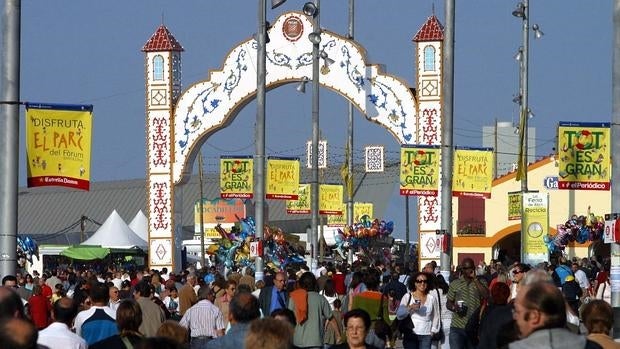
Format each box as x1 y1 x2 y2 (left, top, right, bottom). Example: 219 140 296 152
510 263 531 300
446 258 488 349
397 272 441 349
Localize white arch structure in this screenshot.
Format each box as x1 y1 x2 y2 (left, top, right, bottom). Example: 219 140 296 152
144 12 444 270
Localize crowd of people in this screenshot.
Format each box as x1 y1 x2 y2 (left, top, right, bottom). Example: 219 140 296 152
0 253 617 349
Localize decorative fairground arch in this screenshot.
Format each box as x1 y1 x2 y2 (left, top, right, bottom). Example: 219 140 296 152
142 11 445 271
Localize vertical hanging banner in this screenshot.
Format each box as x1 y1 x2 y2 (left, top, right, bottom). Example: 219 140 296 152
326 202 374 227
25 103 93 191
557 122 610 190
319 184 343 215
452 147 494 198
286 184 311 214
399 145 440 196
220 156 253 198
522 192 549 266
266 157 300 199
508 191 522 220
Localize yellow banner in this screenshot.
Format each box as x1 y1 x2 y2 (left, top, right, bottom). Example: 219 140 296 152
25 104 93 190
453 148 494 198
557 122 610 190
319 184 343 215
220 156 253 199
266 157 300 200
326 202 374 227
522 192 549 265
399 145 440 196
286 184 311 214
508 192 521 220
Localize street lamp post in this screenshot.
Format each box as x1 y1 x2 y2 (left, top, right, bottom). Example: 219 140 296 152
307 0 321 273
513 0 543 263
255 0 269 281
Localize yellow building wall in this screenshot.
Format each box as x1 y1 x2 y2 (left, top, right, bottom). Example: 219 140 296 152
452 157 608 263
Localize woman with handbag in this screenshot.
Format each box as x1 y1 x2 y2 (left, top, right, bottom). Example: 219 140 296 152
397 272 440 349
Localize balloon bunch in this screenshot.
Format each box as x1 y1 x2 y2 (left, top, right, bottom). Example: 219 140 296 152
17 235 39 267
544 209 604 254
206 216 304 271
332 215 395 259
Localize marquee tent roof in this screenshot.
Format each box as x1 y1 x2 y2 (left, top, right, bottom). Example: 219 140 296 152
82 210 147 249
128 210 148 242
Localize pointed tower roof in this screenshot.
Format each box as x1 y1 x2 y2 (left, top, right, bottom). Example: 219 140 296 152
412 15 444 42
142 25 184 52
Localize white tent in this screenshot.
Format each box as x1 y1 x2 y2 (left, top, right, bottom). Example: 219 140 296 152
82 210 147 249
128 210 148 242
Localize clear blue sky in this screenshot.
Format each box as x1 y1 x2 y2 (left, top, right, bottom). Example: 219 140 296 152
16 1 612 241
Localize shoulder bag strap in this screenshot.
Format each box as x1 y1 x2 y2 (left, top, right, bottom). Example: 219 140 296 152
121 336 135 349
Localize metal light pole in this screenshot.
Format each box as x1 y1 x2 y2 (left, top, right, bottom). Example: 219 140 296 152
255 0 268 281
198 154 206 268
513 0 543 263
440 0 455 277
346 0 355 265
0 0 20 279
309 0 321 273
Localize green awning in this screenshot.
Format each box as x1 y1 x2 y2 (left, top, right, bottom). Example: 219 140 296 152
61 245 110 260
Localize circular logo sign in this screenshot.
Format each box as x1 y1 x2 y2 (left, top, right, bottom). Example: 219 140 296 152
527 222 544 238
282 15 304 42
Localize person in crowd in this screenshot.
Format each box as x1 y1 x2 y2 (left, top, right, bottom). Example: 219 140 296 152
90 299 144 349
446 258 488 349
572 262 591 297
74 282 118 345
382 271 407 301
321 278 339 310
433 274 451 349
346 271 367 311
324 298 345 346
119 280 133 300
562 275 583 315
259 271 289 316
289 271 339 348
163 286 180 319
271 307 297 327
28 284 51 330
156 320 189 347
37 297 88 349
51 283 64 304
510 263 530 300
595 266 611 304
253 279 266 298
0 285 26 318
397 272 440 349
352 269 392 348
0 317 39 349
509 281 601 349
581 299 620 349
178 273 198 316
109 285 122 311
25 274 35 291
477 282 513 349
245 317 295 349
238 267 256 291
136 337 184 349
46 270 62 291
227 266 242 285
39 274 54 302
215 279 237 328
3 274 32 303
179 285 225 349
133 280 166 337
333 264 347 297
553 256 573 288
206 290 261 349
329 308 382 349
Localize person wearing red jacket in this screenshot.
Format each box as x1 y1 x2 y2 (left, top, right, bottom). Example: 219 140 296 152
28 284 51 329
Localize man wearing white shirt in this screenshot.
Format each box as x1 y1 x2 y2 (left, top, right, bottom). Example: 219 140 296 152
572 262 591 296
38 297 87 349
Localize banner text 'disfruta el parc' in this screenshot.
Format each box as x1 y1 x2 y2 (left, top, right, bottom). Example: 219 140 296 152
25 103 93 191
